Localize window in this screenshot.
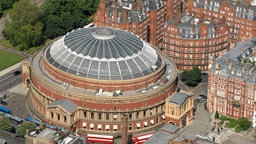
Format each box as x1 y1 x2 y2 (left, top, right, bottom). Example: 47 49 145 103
129 113 132 119
64 116 66 122
91 113 94 119
106 113 109 120
98 113 102 120
84 112 87 119
143 110 146 117
57 114 60 120
136 112 140 119
129 124 133 130
172 108 174 115
150 109 153 115
51 112 54 119
114 125 118 131
114 114 117 120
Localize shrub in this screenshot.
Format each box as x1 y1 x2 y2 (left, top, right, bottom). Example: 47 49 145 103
226 120 238 128
235 126 243 133
238 117 251 131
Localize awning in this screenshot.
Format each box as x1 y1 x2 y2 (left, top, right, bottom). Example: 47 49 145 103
113 125 118 130
162 115 165 120
144 122 148 126
150 120 154 124
82 122 86 127
136 123 141 128
90 124 94 128
105 125 110 130
98 124 102 129
113 114 117 119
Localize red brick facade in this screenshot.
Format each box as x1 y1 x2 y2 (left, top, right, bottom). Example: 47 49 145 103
163 13 230 71
188 0 256 44
94 0 182 46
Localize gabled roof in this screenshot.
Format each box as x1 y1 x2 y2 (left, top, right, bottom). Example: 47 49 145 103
48 99 78 113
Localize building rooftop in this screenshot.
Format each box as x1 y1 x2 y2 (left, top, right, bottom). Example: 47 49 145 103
211 39 256 84
32 47 177 97
37 128 56 140
145 124 196 144
144 124 184 144
45 27 163 80
169 92 190 106
166 13 225 39
48 99 78 113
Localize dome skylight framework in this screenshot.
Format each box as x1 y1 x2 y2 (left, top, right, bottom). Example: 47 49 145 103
45 27 163 80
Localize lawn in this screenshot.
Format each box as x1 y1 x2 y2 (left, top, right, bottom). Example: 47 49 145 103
0 50 24 71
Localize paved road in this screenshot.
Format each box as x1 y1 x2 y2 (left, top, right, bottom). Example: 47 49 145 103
0 66 22 93
0 132 24 144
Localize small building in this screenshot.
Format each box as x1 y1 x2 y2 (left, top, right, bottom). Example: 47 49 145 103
144 124 196 144
165 91 194 127
32 128 57 144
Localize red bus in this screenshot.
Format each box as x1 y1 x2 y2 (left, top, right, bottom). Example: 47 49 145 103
87 134 114 144
132 132 155 144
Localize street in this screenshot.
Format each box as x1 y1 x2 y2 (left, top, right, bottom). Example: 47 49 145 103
0 65 27 144
0 66 22 92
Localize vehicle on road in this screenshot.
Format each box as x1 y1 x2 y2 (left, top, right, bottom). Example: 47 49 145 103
13 71 21 76
0 105 11 113
0 101 8 106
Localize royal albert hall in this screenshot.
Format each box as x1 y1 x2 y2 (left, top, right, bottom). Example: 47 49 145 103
22 26 178 135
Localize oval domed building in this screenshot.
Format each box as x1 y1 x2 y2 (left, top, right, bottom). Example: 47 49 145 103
22 27 178 135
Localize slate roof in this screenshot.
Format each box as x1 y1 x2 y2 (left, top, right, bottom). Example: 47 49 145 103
37 128 56 139
170 92 190 106
49 99 78 113
144 124 184 144
211 39 256 84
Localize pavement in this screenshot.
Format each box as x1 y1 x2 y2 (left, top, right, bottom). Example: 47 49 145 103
185 100 213 136
0 62 22 77
2 83 29 118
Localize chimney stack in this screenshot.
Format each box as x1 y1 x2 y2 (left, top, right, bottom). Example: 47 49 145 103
242 66 247 73
229 63 233 70
121 114 128 144
215 63 220 70
249 67 255 75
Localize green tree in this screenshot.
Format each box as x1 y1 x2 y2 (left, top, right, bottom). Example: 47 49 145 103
0 0 17 17
214 111 219 119
3 0 43 50
181 66 202 87
17 121 36 138
41 0 99 39
238 117 251 131
0 117 15 132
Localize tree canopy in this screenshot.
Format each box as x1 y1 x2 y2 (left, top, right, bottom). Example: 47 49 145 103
0 117 15 132
41 0 99 38
3 0 44 50
0 0 17 17
3 0 99 50
17 121 37 138
181 67 202 87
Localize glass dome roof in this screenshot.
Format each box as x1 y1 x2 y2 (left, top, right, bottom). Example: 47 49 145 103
45 27 163 80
